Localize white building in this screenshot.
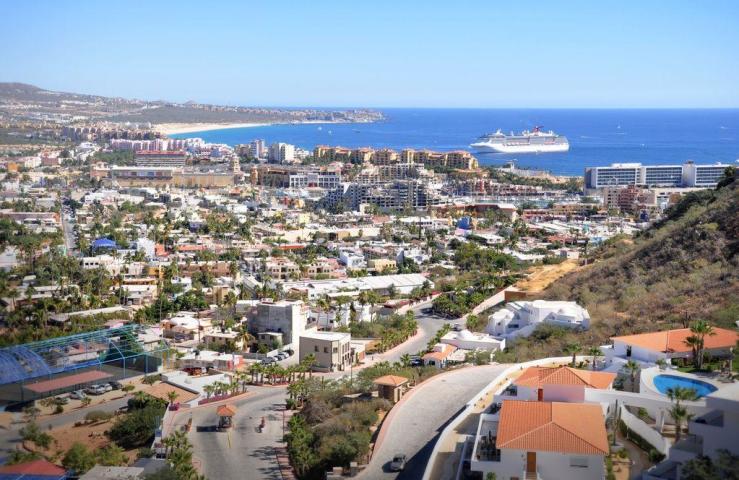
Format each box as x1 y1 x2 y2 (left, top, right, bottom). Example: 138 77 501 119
440 329 505 353
299 331 352 372
488 300 590 338
281 273 433 300
339 250 366 269
268 142 296 163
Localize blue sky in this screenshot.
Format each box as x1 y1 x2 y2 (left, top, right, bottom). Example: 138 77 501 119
1 0 738 108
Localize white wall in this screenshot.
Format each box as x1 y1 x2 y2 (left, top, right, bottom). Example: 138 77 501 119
544 384 586 403
474 449 604 480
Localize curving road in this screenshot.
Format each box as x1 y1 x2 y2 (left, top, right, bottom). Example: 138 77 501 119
361 364 508 480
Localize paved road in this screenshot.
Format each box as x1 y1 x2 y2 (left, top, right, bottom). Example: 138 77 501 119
60 208 78 256
361 364 508 480
170 386 287 480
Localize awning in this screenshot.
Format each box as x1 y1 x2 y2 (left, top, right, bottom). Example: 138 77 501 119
24 370 112 393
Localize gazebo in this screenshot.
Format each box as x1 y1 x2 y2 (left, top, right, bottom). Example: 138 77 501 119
216 404 237 429
373 375 410 404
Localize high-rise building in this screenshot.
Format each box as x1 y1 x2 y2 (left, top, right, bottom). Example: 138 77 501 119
585 162 731 189
268 142 296 163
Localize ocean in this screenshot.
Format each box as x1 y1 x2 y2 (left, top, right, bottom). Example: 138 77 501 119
169 109 739 176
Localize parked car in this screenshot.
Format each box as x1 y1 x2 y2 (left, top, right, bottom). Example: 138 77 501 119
69 390 87 400
85 384 107 395
410 358 423 367
54 395 69 405
261 357 276 364
276 353 288 361
389 454 407 472
109 381 123 390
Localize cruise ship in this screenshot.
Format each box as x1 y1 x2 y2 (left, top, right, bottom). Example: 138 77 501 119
470 127 569 154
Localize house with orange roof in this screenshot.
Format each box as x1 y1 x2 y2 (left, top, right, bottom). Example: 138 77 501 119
422 343 457 369
496 365 616 404
471 400 608 480
607 327 738 365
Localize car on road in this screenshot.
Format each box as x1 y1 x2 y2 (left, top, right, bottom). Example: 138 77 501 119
389 454 407 472
69 390 87 400
452 323 462 331
421 307 433 315
410 358 423 367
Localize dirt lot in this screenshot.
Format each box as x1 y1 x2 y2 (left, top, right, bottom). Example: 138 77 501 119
515 259 580 292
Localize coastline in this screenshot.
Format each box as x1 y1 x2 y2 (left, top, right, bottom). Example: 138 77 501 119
155 122 270 135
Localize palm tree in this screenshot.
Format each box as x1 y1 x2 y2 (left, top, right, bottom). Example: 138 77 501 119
203 384 215 399
302 354 317 378
564 342 582 367
400 353 412 368
588 347 603 370
686 320 716 370
624 360 640 392
668 404 692 443
166 391 179 405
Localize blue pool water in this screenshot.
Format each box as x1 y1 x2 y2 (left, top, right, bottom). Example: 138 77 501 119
653 374 717 398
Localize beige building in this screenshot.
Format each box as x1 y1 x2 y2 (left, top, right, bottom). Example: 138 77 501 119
299 331 352 372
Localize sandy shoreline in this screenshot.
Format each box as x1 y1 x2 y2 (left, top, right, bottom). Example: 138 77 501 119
155 122 270 135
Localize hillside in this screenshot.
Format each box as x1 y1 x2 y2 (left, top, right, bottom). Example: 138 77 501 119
0 82 383 125
502 173 738 361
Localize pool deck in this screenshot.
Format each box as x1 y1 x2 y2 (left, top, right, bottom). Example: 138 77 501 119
640 366 723 397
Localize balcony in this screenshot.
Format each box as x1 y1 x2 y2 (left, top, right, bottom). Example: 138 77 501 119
474 418 500 462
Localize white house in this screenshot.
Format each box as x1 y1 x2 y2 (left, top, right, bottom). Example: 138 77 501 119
471 400 608 480
440 329 505 353
487 300 590 338
605 327 738 365
495 365 616 404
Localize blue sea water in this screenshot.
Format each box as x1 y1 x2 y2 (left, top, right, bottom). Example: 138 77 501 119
170 109 739 176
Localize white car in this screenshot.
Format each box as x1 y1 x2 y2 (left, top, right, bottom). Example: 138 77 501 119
69 390 87 400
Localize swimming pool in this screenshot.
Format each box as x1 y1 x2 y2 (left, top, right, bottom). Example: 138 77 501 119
653 374 717 398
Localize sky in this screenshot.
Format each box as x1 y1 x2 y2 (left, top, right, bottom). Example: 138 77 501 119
1 0 738 108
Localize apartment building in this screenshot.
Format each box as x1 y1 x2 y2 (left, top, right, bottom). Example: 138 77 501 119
244 300 308 351
268 142 296 163
585 162 732 189
299 331 352 372
313 145 479 170
134 150 187 168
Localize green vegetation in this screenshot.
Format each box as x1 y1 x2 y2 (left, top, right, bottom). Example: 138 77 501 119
485 167 582 192
108 393 167 449
504 176 738 361
341 312 417 353
679 450 739 480
432 241 521 317
285 377 391 479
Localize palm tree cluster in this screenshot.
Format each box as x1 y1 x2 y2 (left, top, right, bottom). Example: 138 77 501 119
161 430 205 480
683 320 716 370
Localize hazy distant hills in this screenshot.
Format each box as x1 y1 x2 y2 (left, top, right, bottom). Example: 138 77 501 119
0 82 383 125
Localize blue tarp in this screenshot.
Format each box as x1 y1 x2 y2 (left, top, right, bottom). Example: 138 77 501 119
92 238 118 249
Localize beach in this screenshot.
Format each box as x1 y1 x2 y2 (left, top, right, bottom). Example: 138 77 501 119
155 122 270 135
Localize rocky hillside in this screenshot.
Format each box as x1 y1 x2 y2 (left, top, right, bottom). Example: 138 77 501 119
504 171 738 361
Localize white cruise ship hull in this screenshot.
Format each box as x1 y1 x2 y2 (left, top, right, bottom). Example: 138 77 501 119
471 142 570 154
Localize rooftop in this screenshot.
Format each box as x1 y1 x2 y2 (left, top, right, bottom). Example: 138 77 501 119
514 366 616 389
612 327 738 354
496 400 609 455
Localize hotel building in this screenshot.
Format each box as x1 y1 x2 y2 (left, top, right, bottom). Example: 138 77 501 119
585 161 731 189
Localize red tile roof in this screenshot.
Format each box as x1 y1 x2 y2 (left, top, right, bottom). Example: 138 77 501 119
373 375 409 387
217 404 237 416
612 327 738 354
496 400 609 455
0 459 66 476
514 366 616 390
25 370 112 393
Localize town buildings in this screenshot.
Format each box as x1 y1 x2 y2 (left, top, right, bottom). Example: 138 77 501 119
299 331 352 372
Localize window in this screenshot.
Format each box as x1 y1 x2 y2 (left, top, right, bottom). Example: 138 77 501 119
570 457 588 468
324 347 329 353
333 347 338 353
314 346 318 352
